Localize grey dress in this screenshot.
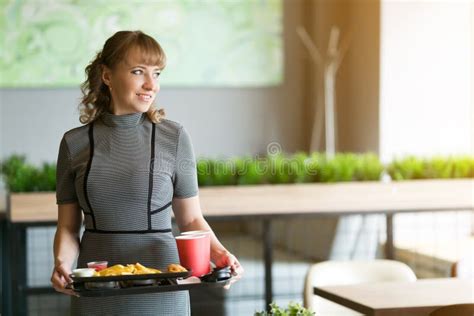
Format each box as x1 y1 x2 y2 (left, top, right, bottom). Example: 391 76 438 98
56 111 198 315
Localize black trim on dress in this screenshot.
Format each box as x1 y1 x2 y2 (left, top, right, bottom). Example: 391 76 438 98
84 228 172 234
147 123 156 230
150 201 172 215
84 123 97 229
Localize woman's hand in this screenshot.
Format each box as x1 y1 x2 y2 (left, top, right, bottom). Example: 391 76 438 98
51 262 78 297
52 203 81 296
172 196 244 288
213 251 244 289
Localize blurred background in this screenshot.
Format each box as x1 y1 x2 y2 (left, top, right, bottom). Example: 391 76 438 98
0 0 473 315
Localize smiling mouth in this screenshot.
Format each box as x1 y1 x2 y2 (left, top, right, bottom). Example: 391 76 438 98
136 93 153 101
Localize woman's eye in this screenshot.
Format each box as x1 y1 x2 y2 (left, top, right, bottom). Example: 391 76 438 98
131 69 143 75
153 72 161 78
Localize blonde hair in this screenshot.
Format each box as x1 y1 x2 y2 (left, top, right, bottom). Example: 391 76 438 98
79 30 166 124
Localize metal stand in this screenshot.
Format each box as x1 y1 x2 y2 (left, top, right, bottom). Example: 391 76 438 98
385 214 394 259
10 224 27 316
263 219 273 311
1 216 11 316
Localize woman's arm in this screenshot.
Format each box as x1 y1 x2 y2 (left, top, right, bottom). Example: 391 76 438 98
172 195 243 276
51 202 82 296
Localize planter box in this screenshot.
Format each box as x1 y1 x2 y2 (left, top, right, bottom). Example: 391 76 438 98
8 191 57 223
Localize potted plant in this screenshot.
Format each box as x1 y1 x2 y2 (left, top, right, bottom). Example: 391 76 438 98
255 302 315 316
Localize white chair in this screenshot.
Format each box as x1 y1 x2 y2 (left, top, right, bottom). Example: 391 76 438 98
303 259 417 315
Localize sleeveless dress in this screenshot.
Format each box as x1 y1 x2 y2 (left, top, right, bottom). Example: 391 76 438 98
56 112 198 315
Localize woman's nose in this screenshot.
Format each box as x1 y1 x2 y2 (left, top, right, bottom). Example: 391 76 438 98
143 74 156 91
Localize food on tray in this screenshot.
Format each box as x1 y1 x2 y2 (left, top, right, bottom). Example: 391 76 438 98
95 264 133 276
93 263 162 277
134 262 162 275
73 262 186 278
167 264 187 273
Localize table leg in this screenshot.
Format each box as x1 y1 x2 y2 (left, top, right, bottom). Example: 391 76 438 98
262 219 273 311
3 220 13 316
11 224 27 316
1 217 10 316
385 214 394 259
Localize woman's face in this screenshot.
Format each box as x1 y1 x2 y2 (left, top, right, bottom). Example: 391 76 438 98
102 47 161 115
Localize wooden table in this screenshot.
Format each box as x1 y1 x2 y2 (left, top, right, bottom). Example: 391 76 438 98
314 278 474 315
0 210 6 316
5 179 474 315
10 179 474 221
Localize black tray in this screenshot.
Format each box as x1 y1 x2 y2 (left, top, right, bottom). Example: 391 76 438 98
70 271 190 283
71 277 232 297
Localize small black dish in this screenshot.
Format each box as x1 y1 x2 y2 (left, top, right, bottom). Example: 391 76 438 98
200 266 232 283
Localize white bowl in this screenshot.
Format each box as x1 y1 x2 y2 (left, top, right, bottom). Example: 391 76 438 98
72 268 96 277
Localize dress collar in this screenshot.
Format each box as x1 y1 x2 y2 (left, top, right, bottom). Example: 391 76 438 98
100 111 146 128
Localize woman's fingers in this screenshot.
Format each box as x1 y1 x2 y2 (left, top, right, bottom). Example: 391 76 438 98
222 254 243 290
224 274 241 290
228 255 244 276
51 266 79 297
233 261 244 276
51 269 65 289
55 264 73 283
222 253 244 277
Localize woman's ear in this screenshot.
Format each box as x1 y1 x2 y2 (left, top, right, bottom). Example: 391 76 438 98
101 65 112 87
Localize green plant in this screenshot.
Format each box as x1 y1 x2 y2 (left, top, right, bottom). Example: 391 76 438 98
266 153 295 184
197 158 237 186
304 152 325 182
387 156 425 180
354 153 384 181
236 157 268 185
197 158 212 186
2 153 474 193
451 156 474 178
255 302 315 316
0 155 56 192
211 158 237 186
319 153 359 182
424 156 454 179
387 156 474 180
291 152 315 183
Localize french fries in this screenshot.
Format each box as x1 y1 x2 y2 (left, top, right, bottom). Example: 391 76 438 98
94 263 161 277
133 262 162 275
93 262 186 276
167 263 187 273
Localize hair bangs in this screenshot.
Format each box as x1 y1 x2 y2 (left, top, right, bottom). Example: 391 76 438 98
130 35 167 70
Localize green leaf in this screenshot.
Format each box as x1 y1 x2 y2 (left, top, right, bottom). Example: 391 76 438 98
255 302 315 316
237 158 267 185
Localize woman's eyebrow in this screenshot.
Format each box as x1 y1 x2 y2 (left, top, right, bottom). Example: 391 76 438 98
129 65 161 71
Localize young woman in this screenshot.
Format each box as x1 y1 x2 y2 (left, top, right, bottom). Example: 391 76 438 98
50 30 243 315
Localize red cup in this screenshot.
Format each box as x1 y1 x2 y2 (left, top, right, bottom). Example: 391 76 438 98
176 232 211 277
